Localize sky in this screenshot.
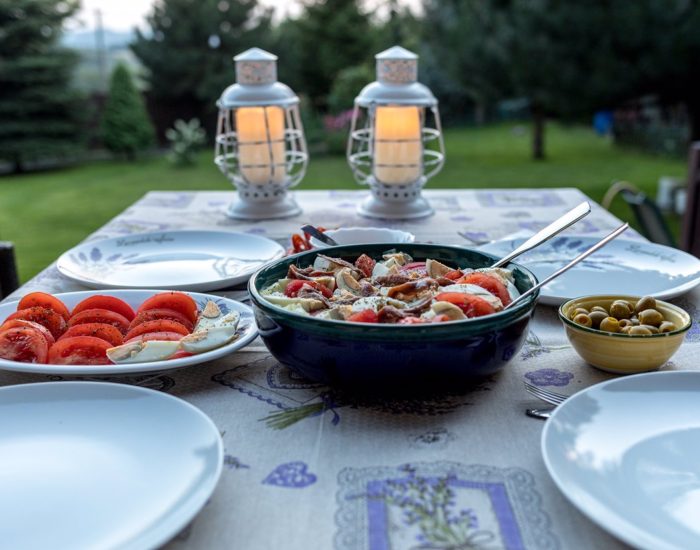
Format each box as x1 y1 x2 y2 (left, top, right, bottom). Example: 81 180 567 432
72 0 419 32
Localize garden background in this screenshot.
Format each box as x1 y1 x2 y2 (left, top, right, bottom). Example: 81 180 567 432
1 0 698 282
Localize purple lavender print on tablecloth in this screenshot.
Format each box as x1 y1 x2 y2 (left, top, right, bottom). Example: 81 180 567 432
263 461 317 488
524 368 574 387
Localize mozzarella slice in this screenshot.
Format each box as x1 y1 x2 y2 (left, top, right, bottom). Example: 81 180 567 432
180 326 239 353
107 340 181 364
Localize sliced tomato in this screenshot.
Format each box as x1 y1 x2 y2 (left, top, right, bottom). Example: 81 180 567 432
17 292 71 322
6 307 67 339
284 280 332 299
124 319 191 341
68 308 130 335
434 292 496 318
443 270 463 281
128 308 194 333
0 327 49 363
0 319 55 346
48 336 111 365
125 331 185 344
71 295 135 321
400 261 428 277
355 254 376 278
136 292 198 325
347 309 379 323
456 272 511 306
170 350 194 360
59 323 124 347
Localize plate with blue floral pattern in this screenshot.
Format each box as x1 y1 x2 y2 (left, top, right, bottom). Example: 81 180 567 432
479 236 700 305
56 230 285 291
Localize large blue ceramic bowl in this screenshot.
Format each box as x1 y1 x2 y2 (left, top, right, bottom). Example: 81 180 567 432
248 243 539 391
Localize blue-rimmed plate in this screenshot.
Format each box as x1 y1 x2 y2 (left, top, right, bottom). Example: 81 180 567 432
479 236 700 305
56 230 285 291
0 289 257 375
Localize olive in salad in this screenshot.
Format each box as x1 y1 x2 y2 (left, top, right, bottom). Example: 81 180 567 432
260 251 520 324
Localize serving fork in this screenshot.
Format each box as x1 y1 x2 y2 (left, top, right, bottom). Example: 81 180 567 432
524 382 570 420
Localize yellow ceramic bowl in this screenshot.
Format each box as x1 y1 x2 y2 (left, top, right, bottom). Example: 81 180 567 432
559 295 692 374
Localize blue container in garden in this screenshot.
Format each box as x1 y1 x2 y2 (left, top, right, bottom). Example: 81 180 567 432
248 243 538 392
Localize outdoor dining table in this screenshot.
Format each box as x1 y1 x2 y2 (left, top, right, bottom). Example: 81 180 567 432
4 188 699 550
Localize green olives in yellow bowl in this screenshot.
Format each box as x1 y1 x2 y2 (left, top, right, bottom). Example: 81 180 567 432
559 295 691 374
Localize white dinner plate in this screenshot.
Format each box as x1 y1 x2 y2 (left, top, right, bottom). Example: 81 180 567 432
56 230 285 291
309 227 415 248
0 381 222 550
542 371 700 550
479 236 700 305
0 289 258 375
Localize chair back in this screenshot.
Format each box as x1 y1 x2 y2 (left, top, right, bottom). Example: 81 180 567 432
0 242 19 300
682 142 700 257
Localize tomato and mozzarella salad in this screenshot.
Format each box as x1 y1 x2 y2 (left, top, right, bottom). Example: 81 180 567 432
261 251 520 324
0 291 240 365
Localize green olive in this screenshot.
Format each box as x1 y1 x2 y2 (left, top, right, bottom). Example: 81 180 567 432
659 321 677 333
620 325 633 334
573 313 592 327
571 307 589 319
599 317 620 333
628 325 653 335
618 319 634 329
638 309 664 327
591 305 609 314
610 301 632 320
640 324 660 334
635 296 657 314
588 310 607 328
630 317 640 326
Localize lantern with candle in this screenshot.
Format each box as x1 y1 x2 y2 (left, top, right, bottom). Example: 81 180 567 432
347 46 445 219
215 48 308 219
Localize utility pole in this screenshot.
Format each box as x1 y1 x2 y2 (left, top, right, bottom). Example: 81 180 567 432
95 9 107 92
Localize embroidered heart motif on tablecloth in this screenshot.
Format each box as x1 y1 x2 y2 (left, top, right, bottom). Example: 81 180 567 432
263 461 317 488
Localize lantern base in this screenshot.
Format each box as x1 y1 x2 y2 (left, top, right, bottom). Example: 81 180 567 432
357 180 434 220
226 193 302 220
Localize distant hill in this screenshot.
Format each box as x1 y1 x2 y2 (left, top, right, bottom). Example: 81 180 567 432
62 28 136 51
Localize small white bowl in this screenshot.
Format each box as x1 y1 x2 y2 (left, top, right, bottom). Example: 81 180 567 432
310 227 415 248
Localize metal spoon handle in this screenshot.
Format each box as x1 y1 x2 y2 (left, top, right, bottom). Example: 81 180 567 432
504 222 629 310
491 201 591 268
300 225 339 246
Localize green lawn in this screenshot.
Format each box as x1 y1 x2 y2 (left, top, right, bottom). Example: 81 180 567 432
0 123 687 283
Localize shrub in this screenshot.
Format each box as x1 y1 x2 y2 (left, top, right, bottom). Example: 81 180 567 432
101 64 154 159
166 118 206 166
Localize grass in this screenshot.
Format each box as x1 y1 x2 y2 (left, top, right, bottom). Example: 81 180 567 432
0 122 687 283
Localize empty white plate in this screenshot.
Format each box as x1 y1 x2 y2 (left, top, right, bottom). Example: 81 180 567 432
479 236 700 305
57 230 285 291
0 381 222 550
542 372 700 550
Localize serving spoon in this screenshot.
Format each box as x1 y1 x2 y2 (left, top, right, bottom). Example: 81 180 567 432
490 201 591 268
300 224 339 246
504 222 629 310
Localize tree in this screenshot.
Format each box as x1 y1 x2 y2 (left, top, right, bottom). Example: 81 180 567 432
101 64 155 159
131 0 274 136
293 0 376 111
0 0 84 173
422 0 696 160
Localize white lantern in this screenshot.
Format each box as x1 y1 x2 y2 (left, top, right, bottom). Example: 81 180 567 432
347 46 445 219
215 48 308 219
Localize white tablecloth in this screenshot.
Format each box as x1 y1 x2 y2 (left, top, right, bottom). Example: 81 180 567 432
6 188 697 549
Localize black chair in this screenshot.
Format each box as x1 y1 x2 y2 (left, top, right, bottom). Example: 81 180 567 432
0 242 19 300
682 142 700 257
601 181 677 247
